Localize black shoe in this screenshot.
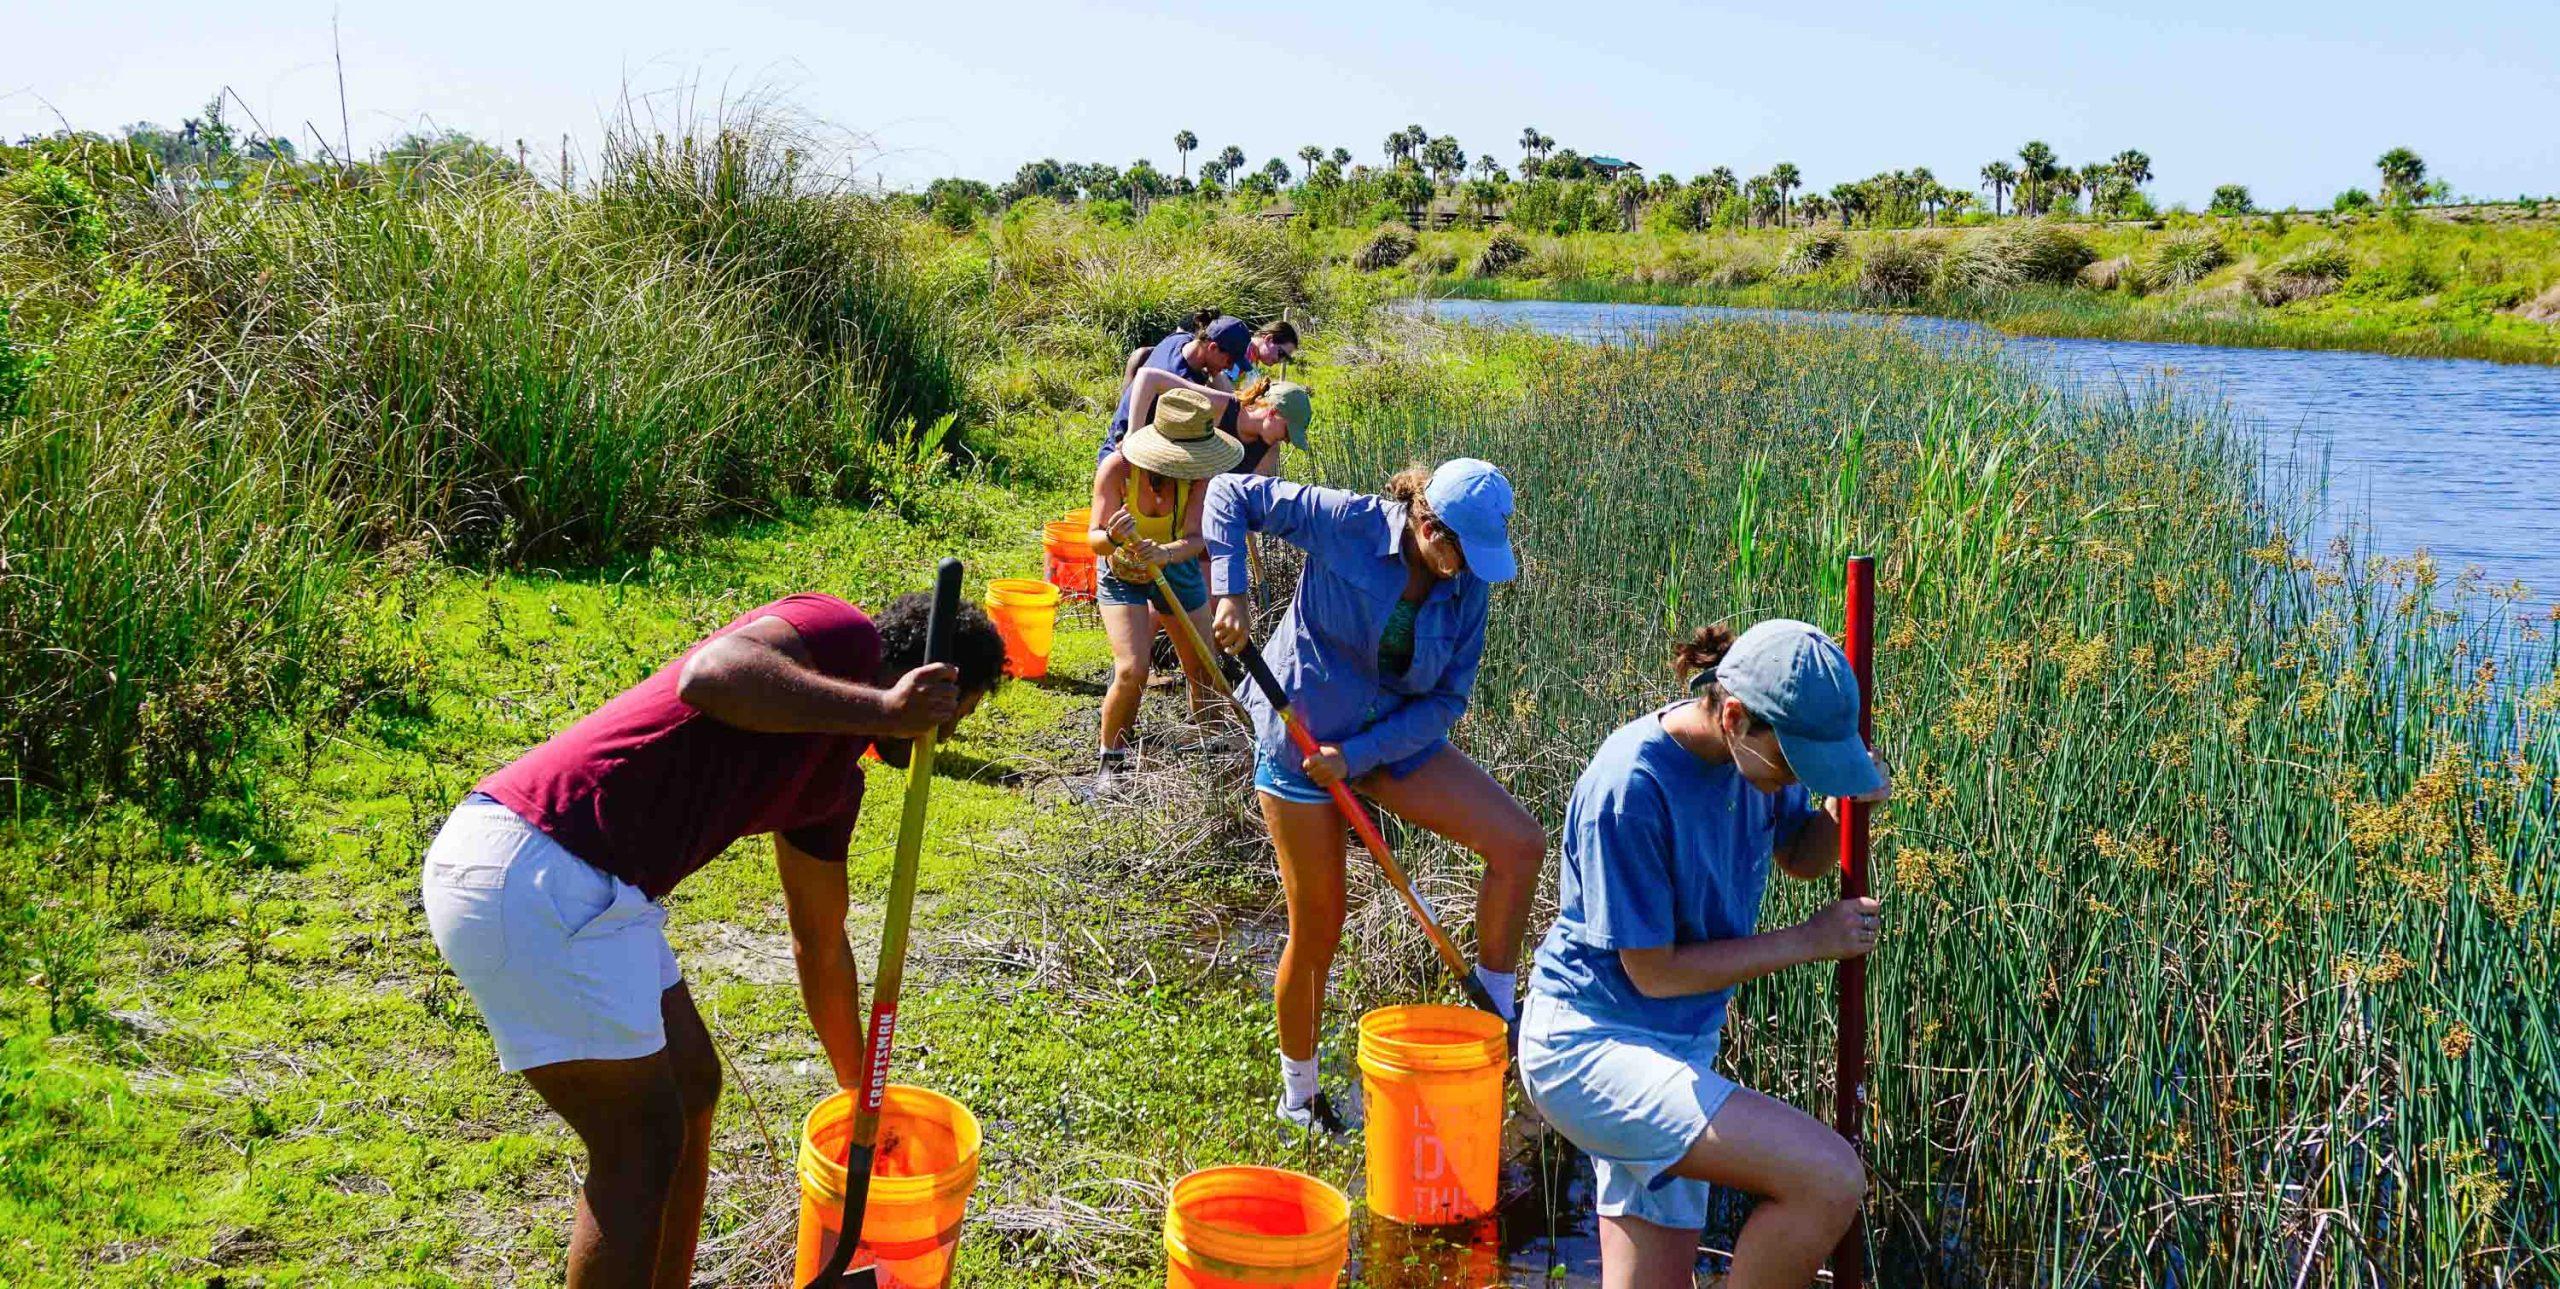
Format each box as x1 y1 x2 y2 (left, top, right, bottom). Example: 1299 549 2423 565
1276 1089 1361 1140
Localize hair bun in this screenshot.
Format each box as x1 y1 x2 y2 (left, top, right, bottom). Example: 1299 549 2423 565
1674 625 1737 683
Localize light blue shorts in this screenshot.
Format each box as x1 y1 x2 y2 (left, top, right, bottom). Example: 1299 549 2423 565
1518 991 1737 1232
1097 558 1207 612
1252 739 1446 805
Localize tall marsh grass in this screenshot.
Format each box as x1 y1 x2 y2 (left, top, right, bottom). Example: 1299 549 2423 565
0 119 972 797
1320 321 2558 1284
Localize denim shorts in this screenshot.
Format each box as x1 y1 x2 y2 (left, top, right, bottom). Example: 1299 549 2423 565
1252 739 1444 805
1518 991 1737 1232
421 794 680 1072
1098 557 1207 612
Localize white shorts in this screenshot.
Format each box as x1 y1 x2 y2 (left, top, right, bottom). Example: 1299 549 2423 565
1518 992 1737 1232
421 795 681 1073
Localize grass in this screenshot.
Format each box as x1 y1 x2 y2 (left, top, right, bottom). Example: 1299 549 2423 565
5 113 2556 1286
1315 320 2560 1283
1336 215 2560 364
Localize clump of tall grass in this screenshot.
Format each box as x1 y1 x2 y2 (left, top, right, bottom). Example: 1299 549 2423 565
2146 226 2231 287
1472 231 1530 277
1320 320 2558 1283
1939 218 2096 293
1857 236 1940 301
2248 239 2355 305
1350 221 1416 271
1777 228 1847 276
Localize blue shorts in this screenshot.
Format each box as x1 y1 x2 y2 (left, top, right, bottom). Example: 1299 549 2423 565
1518 992 1737 1232
1098 559 1207 612
1252 740 1444 805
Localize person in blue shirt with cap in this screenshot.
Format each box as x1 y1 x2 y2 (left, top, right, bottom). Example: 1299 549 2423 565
1519 620 1893 1289
1204 459 1546 1137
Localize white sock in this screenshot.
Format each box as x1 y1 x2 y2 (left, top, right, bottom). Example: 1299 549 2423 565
1474 966 1518 1021
1280 1054 1320 1108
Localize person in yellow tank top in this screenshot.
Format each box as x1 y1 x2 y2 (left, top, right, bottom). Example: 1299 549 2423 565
1087 387 1246 797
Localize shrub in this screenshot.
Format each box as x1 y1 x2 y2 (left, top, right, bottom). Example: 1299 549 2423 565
1704 246 1769 288
2348 251 2444 300
1939 219 2094 294
2145 228 2230 288
1858 237 1940 301
1777 229 1847 277
1413 243 1460 276
1352 222 1417 270
1 158 112 259
1472 231 1531 277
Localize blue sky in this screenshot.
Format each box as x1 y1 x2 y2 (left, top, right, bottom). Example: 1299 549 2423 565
7 0 2554 209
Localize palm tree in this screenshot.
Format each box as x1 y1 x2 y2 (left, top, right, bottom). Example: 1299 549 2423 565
1298 145 1322 183
1422 135 1466 189
1798 193 1834 226
1218 145 1246 178
2377 147 2427 204
1909 166 1937 224
1520 126 1542 162
2111 149 2151 191
1330 147 1351 168
1476 154 1502 182
1383 131 1410 167
1831 182 1865 228
2017 141 2057 214
1979 161 2015 217
1610 173 1650 231
1174 130 1197 182
1770 162 1802 227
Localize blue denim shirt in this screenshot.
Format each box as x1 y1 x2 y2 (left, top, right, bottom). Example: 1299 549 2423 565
1204 475 1489 778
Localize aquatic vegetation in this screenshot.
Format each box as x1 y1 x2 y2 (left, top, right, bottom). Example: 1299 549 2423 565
1320 319 2559 1283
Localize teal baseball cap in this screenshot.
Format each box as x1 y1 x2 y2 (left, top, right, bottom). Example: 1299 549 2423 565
1424 458 1517 584
1712 619 1882 797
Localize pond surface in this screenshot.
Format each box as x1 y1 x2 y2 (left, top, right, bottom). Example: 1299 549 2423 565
1411 297 2560 620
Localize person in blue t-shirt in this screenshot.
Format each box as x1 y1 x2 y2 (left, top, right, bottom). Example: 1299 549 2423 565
1521 620 1892 1289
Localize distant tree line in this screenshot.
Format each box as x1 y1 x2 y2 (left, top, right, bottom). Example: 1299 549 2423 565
923 126 2476 235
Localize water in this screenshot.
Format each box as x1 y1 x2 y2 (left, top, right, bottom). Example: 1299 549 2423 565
1409 297 2560 615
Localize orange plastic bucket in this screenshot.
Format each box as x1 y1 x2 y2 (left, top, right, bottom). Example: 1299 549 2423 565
1043 509 1096 601
985 578 1062 679
794 1085 981 1289
1357 1005 1510 1226
1163 1165 1349 1288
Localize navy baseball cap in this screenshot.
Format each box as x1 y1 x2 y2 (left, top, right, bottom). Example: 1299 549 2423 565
1424 458 1517 584
1202 316 1254 365
1713 619 1882 797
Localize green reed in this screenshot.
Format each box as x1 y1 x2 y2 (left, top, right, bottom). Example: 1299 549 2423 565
1318 320 2558 1284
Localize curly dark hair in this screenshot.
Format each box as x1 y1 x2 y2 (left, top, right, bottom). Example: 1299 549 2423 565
875 592 1009 692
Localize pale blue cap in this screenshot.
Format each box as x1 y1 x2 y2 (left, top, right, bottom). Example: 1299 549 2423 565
1713 619 1882 797
1424 458 1516 583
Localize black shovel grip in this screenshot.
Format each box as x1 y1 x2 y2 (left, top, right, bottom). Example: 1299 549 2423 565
925 557 962 666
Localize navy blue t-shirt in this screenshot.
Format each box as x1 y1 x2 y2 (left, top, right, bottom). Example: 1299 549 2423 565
1527 702 1819 1036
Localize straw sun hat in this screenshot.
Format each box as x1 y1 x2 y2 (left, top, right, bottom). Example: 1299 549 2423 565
1120 387 1244 478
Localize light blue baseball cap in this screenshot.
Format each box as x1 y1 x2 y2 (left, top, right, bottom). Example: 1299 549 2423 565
1423 458 1517 583
1713 619 1882 797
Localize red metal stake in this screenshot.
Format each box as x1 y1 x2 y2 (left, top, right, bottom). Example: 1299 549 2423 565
1833 554 1876 1289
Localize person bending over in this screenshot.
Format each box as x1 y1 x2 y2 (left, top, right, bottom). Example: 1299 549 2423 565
1205 460 1546 1136
421 591 1005 1288
1520 621 1892 1289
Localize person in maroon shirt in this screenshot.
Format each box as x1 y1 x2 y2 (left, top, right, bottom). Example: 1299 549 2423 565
421 591 1006 1288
